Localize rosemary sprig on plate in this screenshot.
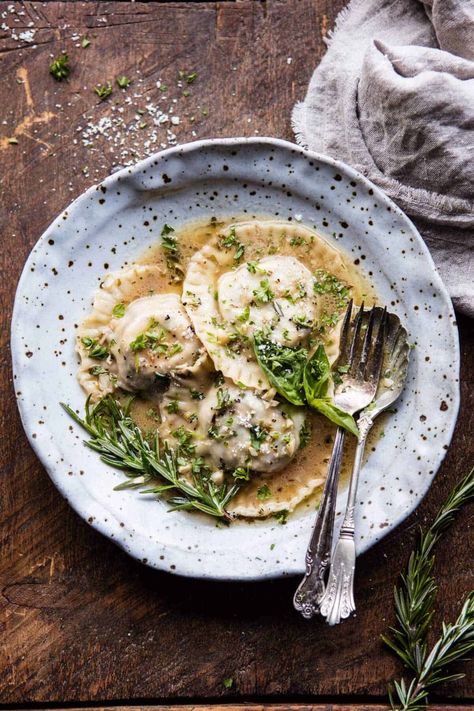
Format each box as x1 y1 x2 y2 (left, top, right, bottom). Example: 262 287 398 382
61 396 240 519
384 469 474 710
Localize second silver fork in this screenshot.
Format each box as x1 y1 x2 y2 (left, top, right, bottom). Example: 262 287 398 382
293 301 386 619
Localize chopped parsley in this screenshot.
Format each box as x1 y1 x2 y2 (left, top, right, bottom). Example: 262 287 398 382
169 342 183 356
246 260 267 275
112 302 126 318
216 387 234 412
249 425 267 452
190 389 204 400
166 400 180 414
313 269 350 309
256 484 272 501
237 305 250 323
172 426 196 456
116 75 131 88
233 467 250 481
289 235 306 246
252 279 274 305
89 365 108 376
80 36 90 49
299 418 311 448
81 336 109 360
273 509 288 524
49 53 70 81
161 224 183 278
293 314 313 329
94 82 113 100
223 677 233 689
129 320 168 352
218 226 245 263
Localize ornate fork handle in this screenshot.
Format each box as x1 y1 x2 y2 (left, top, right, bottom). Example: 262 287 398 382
293 426 346 618
319 412 374 625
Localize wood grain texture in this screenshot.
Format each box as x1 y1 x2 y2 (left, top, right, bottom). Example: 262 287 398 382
0 0 473 706
22 706 474 711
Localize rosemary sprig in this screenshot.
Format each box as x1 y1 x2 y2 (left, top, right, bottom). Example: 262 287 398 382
61 396 240 519
384 469 474 710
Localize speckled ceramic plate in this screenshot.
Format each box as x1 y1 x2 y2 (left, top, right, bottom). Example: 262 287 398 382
11 138 459 580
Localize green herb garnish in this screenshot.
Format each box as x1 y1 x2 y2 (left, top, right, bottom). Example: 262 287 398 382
233 467 250 481
172 426 196 456
61 396 239 519
49 53 70 81
161 223 183 278
116 75 131 88
166 400 180 414
273 509 288 524
256 484 272 501
253 333 307 406
249 425 267 452
303 345 358 437
383 469 474 711
129 320 168 353
252 279 274 305
218 227 245 263
81 36 90 49
81 336 109 360
237 305 250 323
94 82 113 100
299 418 311 448
216 387 234 412
112 302 126 318
89 365 108 376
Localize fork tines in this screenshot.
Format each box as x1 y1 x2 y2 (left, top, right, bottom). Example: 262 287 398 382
338 301 387 383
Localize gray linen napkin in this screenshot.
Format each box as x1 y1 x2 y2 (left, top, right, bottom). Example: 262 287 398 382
292 0 474 316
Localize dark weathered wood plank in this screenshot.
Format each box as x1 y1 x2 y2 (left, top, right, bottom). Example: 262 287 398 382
0 0 473 705
20 706 474 711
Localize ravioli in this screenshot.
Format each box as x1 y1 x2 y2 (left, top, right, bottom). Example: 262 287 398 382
111 294 207 391
197 381 303 473
218 255 319 346
183 223 323 390
75 218 374 522
77 265 165 398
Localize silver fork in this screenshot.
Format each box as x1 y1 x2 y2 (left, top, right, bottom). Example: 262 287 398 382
293 302 386 619
319 311 409 625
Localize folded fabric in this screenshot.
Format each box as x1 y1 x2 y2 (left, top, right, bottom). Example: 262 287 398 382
292 0 474 316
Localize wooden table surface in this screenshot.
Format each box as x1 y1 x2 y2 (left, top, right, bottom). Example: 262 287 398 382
1 1 473 708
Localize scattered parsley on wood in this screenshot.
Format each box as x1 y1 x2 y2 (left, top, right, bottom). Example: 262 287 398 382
223 677 233 689
80 36 91 48
116 75 131 88
384 469 474 711
94 82 113 100
49 53 70 81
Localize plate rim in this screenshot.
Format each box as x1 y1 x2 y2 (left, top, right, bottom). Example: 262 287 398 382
11 136 460 580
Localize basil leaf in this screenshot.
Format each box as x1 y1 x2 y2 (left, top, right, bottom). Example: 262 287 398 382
309 399 359 438
304 344 359 437
253 334 307 406
303 344 331 401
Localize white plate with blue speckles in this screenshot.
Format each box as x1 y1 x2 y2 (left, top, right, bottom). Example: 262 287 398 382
11 138 459 580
